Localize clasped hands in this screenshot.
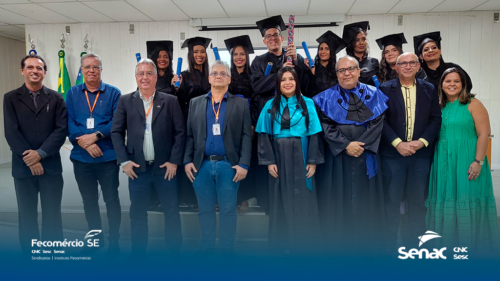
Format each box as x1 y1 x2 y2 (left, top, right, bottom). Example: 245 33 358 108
396 140 424 157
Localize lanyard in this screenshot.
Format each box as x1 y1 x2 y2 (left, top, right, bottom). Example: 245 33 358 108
85 90 100 117
211 96 223 123
145 100 154 118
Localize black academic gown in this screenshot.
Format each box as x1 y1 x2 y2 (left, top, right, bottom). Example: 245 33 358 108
229 71 257 205
156 72 176 96
421 58 473 93
355 56 379 87
312 63 338 96
315 87 386 254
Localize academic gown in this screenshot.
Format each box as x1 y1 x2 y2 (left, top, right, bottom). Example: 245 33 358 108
228 71 257 205
256 94 324 253
355 56 379 87
312 63 338 95
177 68 210 206
313 83 388 254
421 58 473 93
156 72 176 96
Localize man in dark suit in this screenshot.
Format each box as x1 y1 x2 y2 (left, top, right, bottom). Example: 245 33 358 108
111 58 185 258
184 60 252 255
3 54 68 254
379 52 442 250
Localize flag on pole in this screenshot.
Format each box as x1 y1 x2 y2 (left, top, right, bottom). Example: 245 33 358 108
75 51 87 86
58 50 71 100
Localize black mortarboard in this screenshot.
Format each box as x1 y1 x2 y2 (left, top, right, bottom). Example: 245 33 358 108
146 40 173 59
316 31 347 54
342 21 370 44
181 36 212 49
256 15 286 37
413 31 441 55
224 35 255 54
375 33 407 50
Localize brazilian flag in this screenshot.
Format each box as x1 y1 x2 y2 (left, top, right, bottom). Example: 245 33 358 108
75 51 87 86
58 50 71 100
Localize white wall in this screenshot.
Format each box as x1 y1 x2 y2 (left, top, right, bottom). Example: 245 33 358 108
25 11 500 168
0 36 27 164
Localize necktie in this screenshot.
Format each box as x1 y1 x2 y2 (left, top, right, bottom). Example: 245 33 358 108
32 92 38 109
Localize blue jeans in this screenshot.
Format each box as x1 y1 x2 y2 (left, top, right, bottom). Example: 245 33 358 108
193 159 240 250
128 163 182 252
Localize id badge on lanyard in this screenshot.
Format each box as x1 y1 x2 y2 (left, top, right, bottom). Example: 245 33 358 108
85 90 100 130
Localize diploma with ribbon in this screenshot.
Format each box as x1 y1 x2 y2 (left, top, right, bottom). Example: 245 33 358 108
302 41 314 68
287 15 295 63
175 57 183 88
264 62 273 76
372 75 380 88
135 53 141 62
213 47 221 61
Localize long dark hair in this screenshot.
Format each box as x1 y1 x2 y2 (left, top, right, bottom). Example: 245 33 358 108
314 42 337 81
438 67 474 109
229 45 251 85
187 45 209 86
378 45 403 83
346 29 369 60
150 48 173 78
269 66 310 134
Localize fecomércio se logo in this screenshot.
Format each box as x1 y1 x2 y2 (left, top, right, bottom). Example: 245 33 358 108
398 230 469 260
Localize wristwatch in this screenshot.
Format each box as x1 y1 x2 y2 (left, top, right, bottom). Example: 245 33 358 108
95 132 104 140
474 158 484 166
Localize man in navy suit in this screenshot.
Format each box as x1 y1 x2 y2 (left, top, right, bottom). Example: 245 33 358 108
379 52 442 250
3 54 68 254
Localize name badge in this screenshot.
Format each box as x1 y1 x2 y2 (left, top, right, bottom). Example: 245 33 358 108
145 123 150 132
87 118 94 129
212 123 221 136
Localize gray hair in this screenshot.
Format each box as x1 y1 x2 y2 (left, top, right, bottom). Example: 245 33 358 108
80 53 102 68
135 58 157 75
396 52 419 64
209 60 231 77
336 55 360 71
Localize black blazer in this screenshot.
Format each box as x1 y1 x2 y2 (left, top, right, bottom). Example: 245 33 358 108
183 92 252 171
111 91 186 175
379 78 442 158
3 84 68 178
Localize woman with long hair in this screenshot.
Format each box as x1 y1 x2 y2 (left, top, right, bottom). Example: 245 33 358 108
304 30 347 95
255 66 324 254
426 68 499 254
147 40 175 95
413 31 472 92
342 21 379 86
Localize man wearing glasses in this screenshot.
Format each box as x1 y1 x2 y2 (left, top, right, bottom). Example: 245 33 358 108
111 59 186 259
379 52 441 250
66 53 122 256
313 56 389 254
184 61 252 257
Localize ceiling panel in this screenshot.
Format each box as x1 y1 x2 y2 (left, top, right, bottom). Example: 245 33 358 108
41 2 113 22
30 0 76 2
127 0 189 21
173 0 228 18
82 0 152 21
389 0 443 13
431 0 489 12
266 0 310 16
0 24 25 38
1 4 76 23
0 0 30 3
348 0 399 15
0 7 40 24
308 0 354 15
473 0 500 10
219 0 266 17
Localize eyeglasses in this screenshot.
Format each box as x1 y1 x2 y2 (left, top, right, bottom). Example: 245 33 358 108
82 66 101 71
136 72 155 77
209 71 229 78
396 61 419 67
264 33 280 40
336 66 358 74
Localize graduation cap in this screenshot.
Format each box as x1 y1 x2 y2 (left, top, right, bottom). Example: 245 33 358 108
181 36 212 49
413 31 441 55
375 33 407 50
146 40 173 59
342 21 370 44
256 15 286 37
316 31 347 54
224 35 255 54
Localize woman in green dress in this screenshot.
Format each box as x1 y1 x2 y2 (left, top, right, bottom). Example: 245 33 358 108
426 67 500 255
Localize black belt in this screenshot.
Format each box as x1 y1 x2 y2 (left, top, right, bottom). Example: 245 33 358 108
204 155 226 161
